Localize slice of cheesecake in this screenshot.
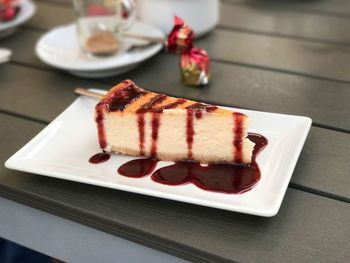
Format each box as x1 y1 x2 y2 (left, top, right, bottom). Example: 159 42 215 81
95 80 255 164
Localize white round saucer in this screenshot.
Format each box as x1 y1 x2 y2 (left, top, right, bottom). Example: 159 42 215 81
0 0 36 38
35 21 164 78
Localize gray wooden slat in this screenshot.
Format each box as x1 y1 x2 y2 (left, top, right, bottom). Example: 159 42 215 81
225 0 350 16
23 1 350 82
0 62 349 201
2 55 350 131
9 26 350 84
1 30 350 131
0 64 110 121
292 127 350 201
0 113 349 262
219 2 350 44
197 29 350 82
1 29 47 69
27 1 74 30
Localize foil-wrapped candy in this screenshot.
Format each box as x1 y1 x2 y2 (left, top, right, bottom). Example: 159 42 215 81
0 0 19 21
166 16 194 54
181 47 211 86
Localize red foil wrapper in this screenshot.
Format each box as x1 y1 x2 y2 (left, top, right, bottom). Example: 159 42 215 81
166 16 194 54
0 0 19 21
181 48 211 86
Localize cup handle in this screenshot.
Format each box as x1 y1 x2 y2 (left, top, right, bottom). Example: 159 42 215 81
121 0 136 30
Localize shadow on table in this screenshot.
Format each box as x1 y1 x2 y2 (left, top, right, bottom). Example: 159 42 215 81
0 238 52 263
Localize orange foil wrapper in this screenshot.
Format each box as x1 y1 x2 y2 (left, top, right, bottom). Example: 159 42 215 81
166 16 194 54
181 48 211 86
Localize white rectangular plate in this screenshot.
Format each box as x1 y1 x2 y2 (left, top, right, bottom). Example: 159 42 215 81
5 90 311 217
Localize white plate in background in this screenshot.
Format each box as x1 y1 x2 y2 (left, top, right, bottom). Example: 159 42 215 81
35 22 164 78
5 90 312 217
0 0 36 38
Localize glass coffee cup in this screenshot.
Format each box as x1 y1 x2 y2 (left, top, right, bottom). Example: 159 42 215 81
73 0 135 56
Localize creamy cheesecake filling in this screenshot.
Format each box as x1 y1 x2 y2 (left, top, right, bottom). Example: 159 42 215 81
96 80 255 164
95 80 149 150
102 109 255 164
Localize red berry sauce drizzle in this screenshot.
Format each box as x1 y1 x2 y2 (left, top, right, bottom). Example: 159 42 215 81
95 80 148 150
90 133 267 194
118 158 158 178
233 112 245 164
89 152 110 164
92 81 268 194
151 133 267 194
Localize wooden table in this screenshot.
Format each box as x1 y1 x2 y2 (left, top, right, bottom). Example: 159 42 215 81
1 0 349 262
